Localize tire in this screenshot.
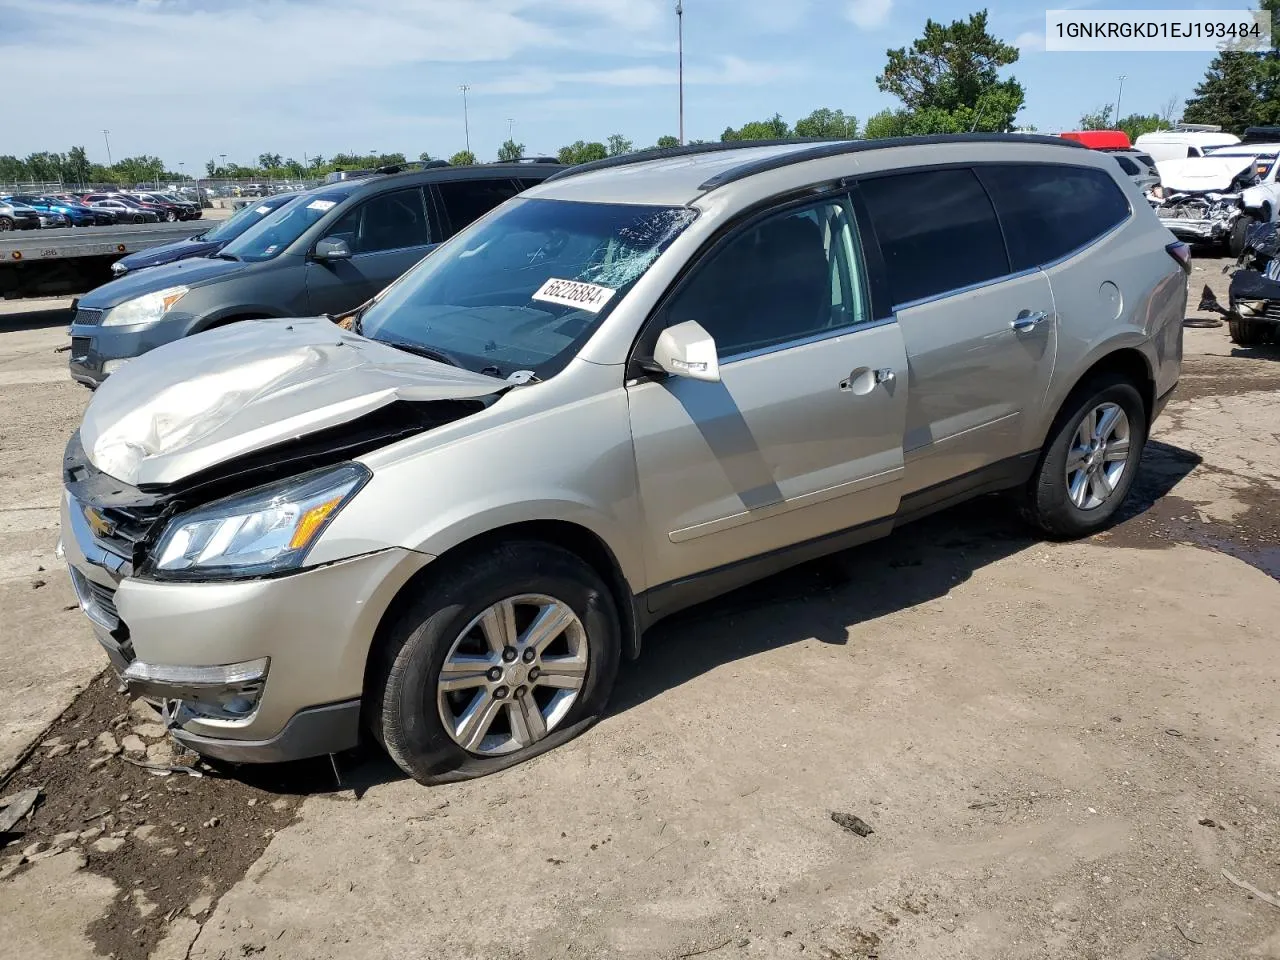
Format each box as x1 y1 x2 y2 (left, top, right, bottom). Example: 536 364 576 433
165 210 177 222
133 215 145 224
1228 216 1250 259
1229 317 1274 346
369 541 621 785
1022 374 1148 539
0 217 12 232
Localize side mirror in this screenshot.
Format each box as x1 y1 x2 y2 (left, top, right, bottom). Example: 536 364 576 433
652 320 721 382
313 237 352 262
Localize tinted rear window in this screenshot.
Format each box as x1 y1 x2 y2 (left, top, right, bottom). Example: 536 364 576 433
977 164 1131 271
858 168 1010 306
1114 156 1140 175
436 179 521 235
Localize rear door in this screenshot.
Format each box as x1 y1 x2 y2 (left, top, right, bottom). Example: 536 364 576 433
856 168 1058 494
432 178 522 238
627 195 909 600
304 186 436 315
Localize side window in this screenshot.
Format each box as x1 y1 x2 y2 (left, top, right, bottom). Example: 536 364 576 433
322 188 430 254
858 169 1009 306
977 164 1131 271
664 198 870 359
1113 156 1139 175
436 179 520 235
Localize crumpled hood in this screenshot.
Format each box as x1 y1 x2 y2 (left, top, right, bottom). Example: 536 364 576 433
1156 156 1255 194
80 317 506 488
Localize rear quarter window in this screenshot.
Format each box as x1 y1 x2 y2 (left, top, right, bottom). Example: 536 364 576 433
976 164 1132 271
857 168 1010 307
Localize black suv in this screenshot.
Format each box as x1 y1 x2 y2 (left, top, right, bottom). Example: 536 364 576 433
69 163 562 386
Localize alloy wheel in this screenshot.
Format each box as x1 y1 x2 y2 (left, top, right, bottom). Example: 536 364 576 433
437 594 588 756
1065 402 1131 510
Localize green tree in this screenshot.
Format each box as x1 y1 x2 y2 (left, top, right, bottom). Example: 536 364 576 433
794 108 858 139
258 152 283 171
655 135 680 149
607 133 634 156
23 152 63 182
65 146 90 185
877 10 1024 132
418 151 434 162
721 113 791 141
0 155 26 182
1079 105 1114 130
449 150 478 166
283 158 306 178
557 141 608 164
1183 52 1265 134
862 109 909 139
497 139 525 161
1117 113 1166 141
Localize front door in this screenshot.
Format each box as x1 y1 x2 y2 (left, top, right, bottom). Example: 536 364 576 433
627 196 909 604
305 186 436 316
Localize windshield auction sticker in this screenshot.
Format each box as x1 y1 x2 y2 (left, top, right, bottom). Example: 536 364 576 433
1046 9 1271 51
531 278 617 313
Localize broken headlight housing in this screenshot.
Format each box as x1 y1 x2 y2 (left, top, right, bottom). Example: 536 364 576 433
152 463 370 579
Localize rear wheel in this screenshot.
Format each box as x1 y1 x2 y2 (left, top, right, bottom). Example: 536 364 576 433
1023 374 1148 539
369 542 621 785
133 215 145 224
1229 317 1274 346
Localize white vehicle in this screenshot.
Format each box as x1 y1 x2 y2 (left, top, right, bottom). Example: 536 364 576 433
1153 146 1280 255
1135 126 1241 163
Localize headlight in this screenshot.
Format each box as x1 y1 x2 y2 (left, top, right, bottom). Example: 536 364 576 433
152 463 369 579
100 285 189 326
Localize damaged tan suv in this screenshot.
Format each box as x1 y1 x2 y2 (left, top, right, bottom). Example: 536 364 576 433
61 136 1187 784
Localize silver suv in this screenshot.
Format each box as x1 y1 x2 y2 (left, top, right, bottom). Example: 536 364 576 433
60 136 1187 784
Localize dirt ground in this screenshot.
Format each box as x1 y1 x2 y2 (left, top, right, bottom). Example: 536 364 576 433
0 253 1278 960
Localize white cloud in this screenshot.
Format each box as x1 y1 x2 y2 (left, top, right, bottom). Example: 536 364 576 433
846 0 892 30
1015 30 1046 53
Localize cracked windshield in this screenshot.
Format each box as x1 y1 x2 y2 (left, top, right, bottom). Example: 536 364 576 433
360 198 697 377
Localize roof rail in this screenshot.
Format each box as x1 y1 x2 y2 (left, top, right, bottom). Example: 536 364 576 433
543 138 832 182
489 156 561 165
696 132 1088 191
375 159 450 175
1169 123 1223 133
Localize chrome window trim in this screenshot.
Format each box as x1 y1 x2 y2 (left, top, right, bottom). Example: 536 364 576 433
720 315 897 365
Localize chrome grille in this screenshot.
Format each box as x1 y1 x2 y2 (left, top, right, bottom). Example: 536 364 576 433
1266 301 1280 322
69 566 120 631
74 308 103 326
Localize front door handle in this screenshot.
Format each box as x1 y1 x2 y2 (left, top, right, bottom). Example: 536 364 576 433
874 367 895 384
1011 309 1049 333
839 366 895 393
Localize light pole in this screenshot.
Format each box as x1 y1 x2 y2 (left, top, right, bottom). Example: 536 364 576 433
507 118 515 140
460 84 472 154
1114 75 1127 125
676 1 684 145
102 129 112 166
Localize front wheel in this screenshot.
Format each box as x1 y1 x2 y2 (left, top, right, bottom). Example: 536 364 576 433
369 542 621 785
1229 317 1274 346
1023 375 1148 539
165 210 177 222
0 216 12 232
1228 216 1251 259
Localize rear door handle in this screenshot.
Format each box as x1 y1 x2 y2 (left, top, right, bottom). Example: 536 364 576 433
1011 310 1049 333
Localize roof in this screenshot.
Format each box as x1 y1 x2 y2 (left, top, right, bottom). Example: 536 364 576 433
1206 143 1280 155
530 134 1089 207
1059 130 1131 149
306 162 564 200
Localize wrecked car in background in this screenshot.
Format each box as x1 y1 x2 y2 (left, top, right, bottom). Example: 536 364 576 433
1198 219 1280 346
1152 149 1280 256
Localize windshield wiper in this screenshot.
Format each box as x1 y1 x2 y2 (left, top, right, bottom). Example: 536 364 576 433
373 336 464 369
213 251 239 261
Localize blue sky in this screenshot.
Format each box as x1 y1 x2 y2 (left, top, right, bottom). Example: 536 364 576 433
0 0 1249 169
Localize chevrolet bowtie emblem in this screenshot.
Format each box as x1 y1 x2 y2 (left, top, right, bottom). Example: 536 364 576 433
83 506 116 539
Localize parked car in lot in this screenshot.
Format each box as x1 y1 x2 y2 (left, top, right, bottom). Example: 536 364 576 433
52 195 117 224
111 192 298 276
59 136 1186 782
1135 125 1241 162
7 194 111 226
131 192 201 221
1106 149 1161 193
0 198 42 230
69 162 561 386
83 196 161 224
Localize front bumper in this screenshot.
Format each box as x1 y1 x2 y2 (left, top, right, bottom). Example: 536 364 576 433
60 491 432 762
1160 216 1233 243
67 313 195 387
